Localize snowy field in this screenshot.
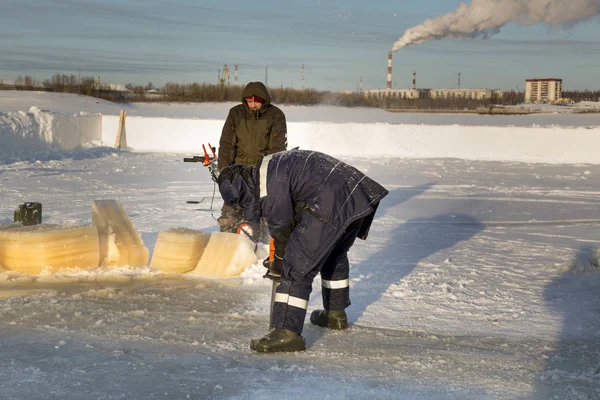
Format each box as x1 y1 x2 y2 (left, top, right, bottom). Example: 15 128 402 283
1 91 600 399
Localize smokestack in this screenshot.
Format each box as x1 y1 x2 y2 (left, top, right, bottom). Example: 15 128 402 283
301 64 305 91
234 65 238 83
360 75 363 94
391 0 600 52
412 70 416 90
387 52 392 90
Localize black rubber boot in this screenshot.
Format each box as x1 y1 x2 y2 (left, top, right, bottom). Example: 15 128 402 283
310 309 348 330
250 328 306 353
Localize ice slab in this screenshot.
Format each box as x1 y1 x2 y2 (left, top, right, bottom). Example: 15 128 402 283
0 223 100 275
150 228 210 274
189 232 258 279
91 199 149 267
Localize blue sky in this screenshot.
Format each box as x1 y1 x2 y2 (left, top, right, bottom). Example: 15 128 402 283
1 0 599 91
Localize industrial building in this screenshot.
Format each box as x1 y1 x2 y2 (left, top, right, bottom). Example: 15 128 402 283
362 88 501 101
361 51 503 101
525 78 562 104
363 55 421 99
429 89 501 100
362 88 420 100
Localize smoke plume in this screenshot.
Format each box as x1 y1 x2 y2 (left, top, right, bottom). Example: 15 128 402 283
392 0 600 52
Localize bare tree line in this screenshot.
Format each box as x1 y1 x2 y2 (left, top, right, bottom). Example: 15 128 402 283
2 74 130 102
155 82 380 107
563 90 600 102
1 75 378 106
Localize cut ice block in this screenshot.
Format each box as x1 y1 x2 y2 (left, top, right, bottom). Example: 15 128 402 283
189 232 258 279
92 200 149 267
150 228 210 274
0 223 100 275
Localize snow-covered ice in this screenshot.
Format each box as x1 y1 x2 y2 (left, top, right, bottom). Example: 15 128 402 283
0 91 599 399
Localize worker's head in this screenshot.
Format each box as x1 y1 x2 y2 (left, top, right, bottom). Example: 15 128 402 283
241 82 270 109
245 95 264 111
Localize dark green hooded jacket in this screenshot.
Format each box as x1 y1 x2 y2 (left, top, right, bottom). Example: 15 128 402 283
218 82 287 170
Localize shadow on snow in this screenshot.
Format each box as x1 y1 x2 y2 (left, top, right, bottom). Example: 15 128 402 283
537 244 600 399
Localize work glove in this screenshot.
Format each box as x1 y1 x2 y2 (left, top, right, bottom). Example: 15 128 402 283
262 255 283 281
237 221 258 242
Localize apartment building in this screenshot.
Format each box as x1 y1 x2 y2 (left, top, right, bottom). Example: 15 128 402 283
525 78 563 103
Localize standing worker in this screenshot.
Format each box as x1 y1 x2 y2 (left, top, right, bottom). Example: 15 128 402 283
217 81 287 237
217 149 389 352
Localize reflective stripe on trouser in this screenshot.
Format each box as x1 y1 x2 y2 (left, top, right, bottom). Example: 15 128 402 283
320 219 362 311
271 276 311 334
270 218 363 334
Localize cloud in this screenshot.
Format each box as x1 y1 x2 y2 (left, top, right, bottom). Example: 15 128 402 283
392 0 600 51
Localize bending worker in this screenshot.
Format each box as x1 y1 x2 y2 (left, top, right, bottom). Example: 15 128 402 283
217 149 388 353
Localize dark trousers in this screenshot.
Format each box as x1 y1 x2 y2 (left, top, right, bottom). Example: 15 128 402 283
271 218 363 334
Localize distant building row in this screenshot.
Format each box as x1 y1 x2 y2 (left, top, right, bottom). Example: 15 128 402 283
362 78 565 104
361 88 503 101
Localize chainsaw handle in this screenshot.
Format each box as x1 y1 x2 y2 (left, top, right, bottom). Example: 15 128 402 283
183 156 204 163
202 143 217 166
183 143 219 182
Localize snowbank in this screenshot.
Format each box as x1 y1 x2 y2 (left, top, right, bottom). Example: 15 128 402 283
0 107 101 161
102 115 224 152
102 115 600 164
2 103 600 164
